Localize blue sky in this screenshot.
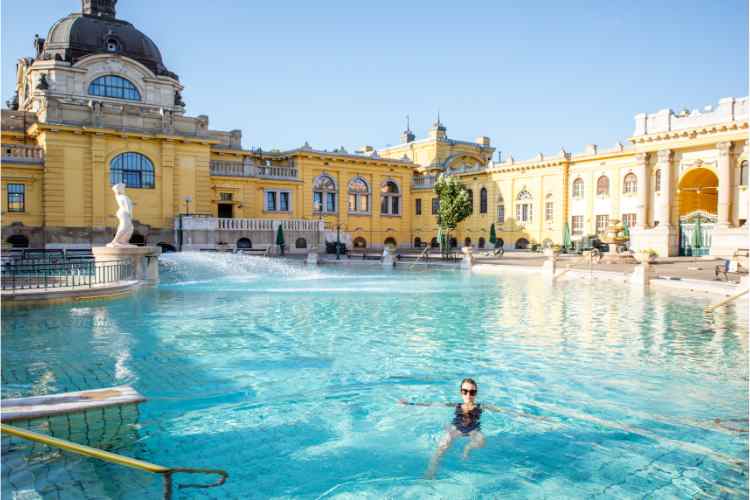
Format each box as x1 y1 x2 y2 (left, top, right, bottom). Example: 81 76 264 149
2 1 747 159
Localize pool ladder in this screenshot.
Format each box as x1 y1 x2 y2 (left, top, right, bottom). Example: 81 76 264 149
1 423 228 499
704 288 749 314
409 246 431 269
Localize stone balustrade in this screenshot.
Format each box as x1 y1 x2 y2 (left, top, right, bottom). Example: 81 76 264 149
2 144 44 164
412 175 437 189
634 96 749 136
209 161 298 179
180 216 322 232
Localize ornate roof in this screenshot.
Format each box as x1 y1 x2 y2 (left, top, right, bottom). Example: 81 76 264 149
36 1 178 80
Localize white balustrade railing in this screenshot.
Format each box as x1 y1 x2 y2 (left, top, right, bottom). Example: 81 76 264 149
2 144 44 164
209 161 298 179
412 175 437 189
180 216 323 232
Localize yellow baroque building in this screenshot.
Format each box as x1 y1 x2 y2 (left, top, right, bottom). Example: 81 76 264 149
2 0 749 257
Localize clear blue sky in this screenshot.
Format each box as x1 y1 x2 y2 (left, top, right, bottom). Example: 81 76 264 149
2 1 747 159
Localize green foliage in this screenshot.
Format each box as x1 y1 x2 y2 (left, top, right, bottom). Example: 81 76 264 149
434 174 472 231
489 223 497 244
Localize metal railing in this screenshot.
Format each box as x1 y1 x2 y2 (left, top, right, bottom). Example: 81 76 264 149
1 259 133 292
1 423 227 500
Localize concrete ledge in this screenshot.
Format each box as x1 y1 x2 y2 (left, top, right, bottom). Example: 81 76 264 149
1 280 141 306
1 386 145 422
650 277 747 297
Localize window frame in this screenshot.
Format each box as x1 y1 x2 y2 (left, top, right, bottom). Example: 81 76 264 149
88 75 141 101
572 178 584 199
595 214 609 234
415 198 422 216
622 213 636 228
313 174 337 214
479 187 488 214
347 177 370 214
623 173 638 194
571 215 584 235
109 152 155 189
596 175 610 197
7 183 25 213
264 189 292 213
380 180 401 216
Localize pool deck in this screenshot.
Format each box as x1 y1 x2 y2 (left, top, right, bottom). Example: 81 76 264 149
1 386 145 423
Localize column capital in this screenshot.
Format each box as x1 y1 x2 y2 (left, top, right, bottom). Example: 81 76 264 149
716 141 733 156
656 149 672 163
635 153 649 167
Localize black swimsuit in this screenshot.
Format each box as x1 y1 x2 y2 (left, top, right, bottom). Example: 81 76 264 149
452 403 482 434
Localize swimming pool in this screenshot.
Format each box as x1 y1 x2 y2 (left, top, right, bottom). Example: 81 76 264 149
2 253 748 498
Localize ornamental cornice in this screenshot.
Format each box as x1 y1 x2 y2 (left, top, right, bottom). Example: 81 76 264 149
628 121 748 145
716 141 733 156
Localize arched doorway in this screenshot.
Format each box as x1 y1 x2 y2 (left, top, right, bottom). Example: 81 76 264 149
384 237 397 248
677 168 718 256
236 237 252 249
353 237 367 249
414 237 422 248
515 238 529 250
449 237 457 249
464 237 472 247
430 237 439 248
295 238 307 249
6 234 29 248
478 237 486 249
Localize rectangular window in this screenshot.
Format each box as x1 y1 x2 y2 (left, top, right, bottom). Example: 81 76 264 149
571 215 584 235
497 205 505 223
7 183 25 213
219 192 233 201
280 192 290 212
391 196 399 215
596 215 609 234
265 190 291 212
622 213 636 228
415 198 422 215
313 191 323 210
325 192 336 212
545 202 553 222
432 197 439 215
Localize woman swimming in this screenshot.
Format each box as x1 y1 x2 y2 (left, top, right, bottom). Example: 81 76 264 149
400 378 506 479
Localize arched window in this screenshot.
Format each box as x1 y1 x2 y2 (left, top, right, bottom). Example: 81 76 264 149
478 237 486 249
313 174 337 213
110 152 154 189
515 190 533 224
88 75 141 101
430 237 439 248
496 193 505 223
479 187 488 214
464 237 472 247
740 161 748 186
6 234 29 248
348 177 370 213
596 175 609 196
414 237 422 248
384 237 397 247
515 238 529 250
654 169 662 192
572 178 584 198
353 236 367 248
236 238 252 249
295 237 307 249
623 173 638 194
466 188 474 214
380 180 401 215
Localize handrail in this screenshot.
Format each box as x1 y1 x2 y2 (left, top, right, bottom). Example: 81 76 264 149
704 288 749 314
1 423 228 500
409 246 431 269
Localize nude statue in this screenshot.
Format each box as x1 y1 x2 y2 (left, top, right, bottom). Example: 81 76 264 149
107 183 135 248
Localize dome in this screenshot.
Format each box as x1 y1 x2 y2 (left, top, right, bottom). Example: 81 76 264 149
38 3 178 80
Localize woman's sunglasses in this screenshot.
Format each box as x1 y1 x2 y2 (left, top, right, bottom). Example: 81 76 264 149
461 388 477 396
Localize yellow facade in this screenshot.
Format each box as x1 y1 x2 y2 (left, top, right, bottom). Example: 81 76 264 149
2 1 748 256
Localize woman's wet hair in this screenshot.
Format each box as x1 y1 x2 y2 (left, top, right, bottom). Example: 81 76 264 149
460 378 478 391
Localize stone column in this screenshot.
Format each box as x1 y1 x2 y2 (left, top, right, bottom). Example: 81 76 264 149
716 142 733 227
656 149 673 227
635 153 650 229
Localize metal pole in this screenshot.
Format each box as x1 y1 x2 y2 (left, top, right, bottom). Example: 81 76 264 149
336 224 341 260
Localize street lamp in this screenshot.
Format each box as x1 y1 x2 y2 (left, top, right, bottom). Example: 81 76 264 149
314 201 323 252
336 222 341 260
183 195 193 215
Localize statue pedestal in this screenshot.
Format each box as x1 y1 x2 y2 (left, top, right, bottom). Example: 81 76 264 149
382 249 395 268
306 251 319 266
542 256 557 277
92 246 161 284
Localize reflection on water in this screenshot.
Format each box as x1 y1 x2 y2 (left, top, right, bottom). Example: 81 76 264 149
1 253 748 499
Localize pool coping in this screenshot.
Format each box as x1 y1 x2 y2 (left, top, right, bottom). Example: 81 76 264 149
1 280 142 306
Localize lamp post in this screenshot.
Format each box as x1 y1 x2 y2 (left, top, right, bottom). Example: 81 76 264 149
183 195 192 215
314 201 323 251
336 223 341 260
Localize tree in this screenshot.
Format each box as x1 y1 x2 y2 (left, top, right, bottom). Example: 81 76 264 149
434 174 472 257
489 223 497 245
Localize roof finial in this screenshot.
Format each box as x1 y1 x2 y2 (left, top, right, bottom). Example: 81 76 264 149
406 114 410 132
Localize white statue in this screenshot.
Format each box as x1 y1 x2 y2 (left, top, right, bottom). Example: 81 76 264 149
107 183 135 248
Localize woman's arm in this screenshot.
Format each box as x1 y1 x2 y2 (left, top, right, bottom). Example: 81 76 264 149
399 399 453 407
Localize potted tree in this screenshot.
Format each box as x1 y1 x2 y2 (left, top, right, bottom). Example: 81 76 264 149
434 175 472 261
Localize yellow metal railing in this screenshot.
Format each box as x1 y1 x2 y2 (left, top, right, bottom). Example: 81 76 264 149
704 288 749 314
1 423 228 499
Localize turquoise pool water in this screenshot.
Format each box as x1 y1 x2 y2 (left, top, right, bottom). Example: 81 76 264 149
2 253 748 499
